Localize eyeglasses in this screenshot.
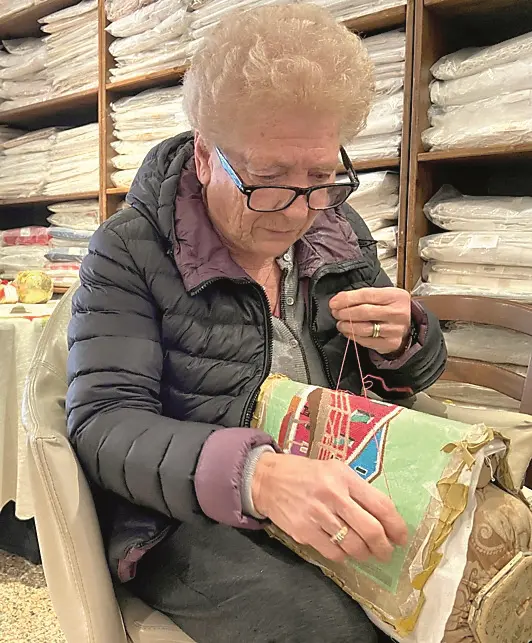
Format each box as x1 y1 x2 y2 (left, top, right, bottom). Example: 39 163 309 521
215 146 359 213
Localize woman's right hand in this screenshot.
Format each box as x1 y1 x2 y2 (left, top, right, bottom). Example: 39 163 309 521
252 452 408 564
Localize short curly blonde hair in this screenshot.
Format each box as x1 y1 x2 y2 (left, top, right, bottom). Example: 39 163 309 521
183 3 374 147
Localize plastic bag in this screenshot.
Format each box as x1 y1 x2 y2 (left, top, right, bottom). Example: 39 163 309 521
344 133 402 161
442 321 532 367
105 0 158 21
1 227 50 247
430 55 532 107
47 200 99 230
424 186 532 231
45 247 89 263
109 9 190 57
419 231 532 267
373 225 397 249
432 31 532 81
111 169 137 188
412 278 532 302
426 381 520 412
107 0 179 38
424 261 532 282
48 227 93 242
40 0 97 24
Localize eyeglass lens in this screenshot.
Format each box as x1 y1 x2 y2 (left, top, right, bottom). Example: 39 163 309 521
248 184 352 212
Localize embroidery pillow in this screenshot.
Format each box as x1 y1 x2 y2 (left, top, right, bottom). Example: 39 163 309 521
252 375 506 643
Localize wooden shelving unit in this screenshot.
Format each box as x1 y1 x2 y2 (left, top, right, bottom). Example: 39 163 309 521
0 89 98 127
405 0 532 290
2 0 414 289
0 192 99 208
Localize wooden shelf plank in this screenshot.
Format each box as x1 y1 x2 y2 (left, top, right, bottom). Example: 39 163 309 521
105 8 407 96
0 88 98 127
418 143 532 164
344 5 407 32
0 192 99 208
0 0 81 39
107 187 128 196
349 157 401 172
106 66 188 95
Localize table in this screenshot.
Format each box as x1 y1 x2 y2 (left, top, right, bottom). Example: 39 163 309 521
0 301 57 520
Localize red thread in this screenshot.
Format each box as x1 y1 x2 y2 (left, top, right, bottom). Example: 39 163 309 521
336 312 393 500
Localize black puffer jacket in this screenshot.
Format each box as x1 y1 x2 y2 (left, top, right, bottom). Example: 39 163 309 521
67 133 446 581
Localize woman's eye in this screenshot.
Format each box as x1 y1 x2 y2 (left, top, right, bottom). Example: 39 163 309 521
312 173 332 183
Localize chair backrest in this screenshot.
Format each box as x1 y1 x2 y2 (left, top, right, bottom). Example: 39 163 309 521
21 284 128 643
416 295 532 415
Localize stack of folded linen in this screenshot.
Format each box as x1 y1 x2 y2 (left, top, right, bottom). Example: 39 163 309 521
414 186 532 301
0 127 57 199
0 38 50 112
40 0 98 97
345 29 406 162
44 123 100 195
346 170 399 283
110 86 189 188
423 31 532 151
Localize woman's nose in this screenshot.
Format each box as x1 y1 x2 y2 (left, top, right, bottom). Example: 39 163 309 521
283 193 309 219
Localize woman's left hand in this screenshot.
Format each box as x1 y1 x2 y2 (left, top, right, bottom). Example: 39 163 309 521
329 287 411 356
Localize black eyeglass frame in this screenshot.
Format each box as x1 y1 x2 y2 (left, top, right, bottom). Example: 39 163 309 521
215 145 360 213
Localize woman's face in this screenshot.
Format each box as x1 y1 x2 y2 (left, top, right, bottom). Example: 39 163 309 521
195 112 340 262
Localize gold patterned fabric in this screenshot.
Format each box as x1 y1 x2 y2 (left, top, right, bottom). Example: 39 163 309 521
445 484 532 643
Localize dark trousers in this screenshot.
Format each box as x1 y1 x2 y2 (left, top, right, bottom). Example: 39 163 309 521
129 520 393 643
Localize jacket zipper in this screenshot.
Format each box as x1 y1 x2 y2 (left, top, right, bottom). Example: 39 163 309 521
190 277 273 428
279 268 311 384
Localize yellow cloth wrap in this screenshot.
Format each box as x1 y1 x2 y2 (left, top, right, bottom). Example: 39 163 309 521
14 270 53 304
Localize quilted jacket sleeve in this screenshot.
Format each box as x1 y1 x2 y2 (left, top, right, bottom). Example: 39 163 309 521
342 204 447 397
67 223 275 528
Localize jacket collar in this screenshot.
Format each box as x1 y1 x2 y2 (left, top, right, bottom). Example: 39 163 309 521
174 156 363 293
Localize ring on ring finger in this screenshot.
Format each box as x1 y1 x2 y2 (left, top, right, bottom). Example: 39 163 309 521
371 322 381 339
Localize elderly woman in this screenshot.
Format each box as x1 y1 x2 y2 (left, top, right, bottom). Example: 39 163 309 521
67 4 446 643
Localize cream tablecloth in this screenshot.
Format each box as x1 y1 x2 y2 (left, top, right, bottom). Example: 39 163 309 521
0 302 57 519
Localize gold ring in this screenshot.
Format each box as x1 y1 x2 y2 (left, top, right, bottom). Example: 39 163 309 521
330 525 349 546
371 322 381 339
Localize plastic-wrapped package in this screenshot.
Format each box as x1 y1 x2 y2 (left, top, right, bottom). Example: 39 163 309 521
0 246 49 278
424 261 532 282
40 0 98 97
107 0 182 38
0 227 50 247
426 381 520 412
412 279 532 302
430 55 532 107
48 227 93 242
373 225 397 250
432 31 532 81
45 247 89 263
442 322 532 367
105 0 158 21
0 127 57 198
44 261 82 288
422 100 532 151
419 231 532 267
47 200 99 230
111 169 138 189
348 171 400 207
345 133 402 161
109 9 190 58
424 186 532 231
110 87 189 187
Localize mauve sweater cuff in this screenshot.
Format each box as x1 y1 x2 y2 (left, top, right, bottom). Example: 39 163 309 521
194 427 280 529
368 300 428 370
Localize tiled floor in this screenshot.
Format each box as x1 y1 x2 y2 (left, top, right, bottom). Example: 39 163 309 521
0 551 65 643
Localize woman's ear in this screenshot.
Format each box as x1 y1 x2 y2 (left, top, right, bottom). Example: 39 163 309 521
194 132 212 186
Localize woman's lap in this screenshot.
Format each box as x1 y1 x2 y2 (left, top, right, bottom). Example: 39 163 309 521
128 520 388 643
